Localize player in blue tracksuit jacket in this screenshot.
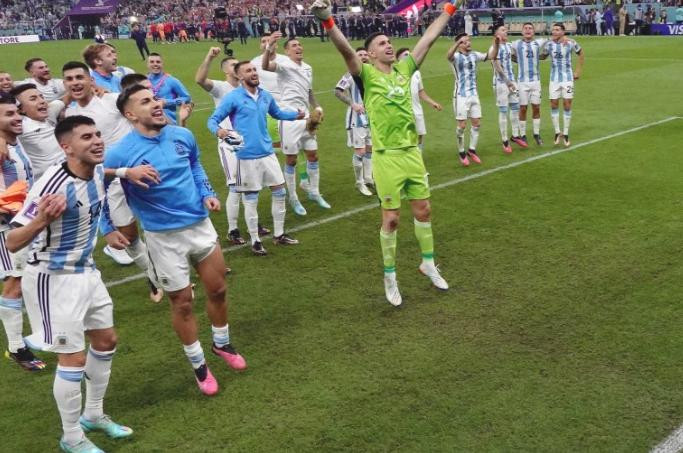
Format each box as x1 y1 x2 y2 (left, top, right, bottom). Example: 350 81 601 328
207 60 304 251
147 53 191 124
101 85 246 396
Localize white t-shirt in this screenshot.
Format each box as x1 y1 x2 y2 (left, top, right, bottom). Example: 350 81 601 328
274 57 313 112
21 77 65 102
208 79 238 130
250 53 288 102
411 70 424 117
17 100 65 179
65 93 132 148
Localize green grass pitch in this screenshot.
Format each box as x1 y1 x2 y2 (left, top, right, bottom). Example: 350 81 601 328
0 35 682 452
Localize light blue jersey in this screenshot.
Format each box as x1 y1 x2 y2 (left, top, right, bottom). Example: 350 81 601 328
100 125 216 234
336 72 369 129
451 51 487 98
511 38 547 83
544 39 582 83
12 163 107 273
148 73 192 124
491 42 516 85
0 142 33 231
90 70 122 93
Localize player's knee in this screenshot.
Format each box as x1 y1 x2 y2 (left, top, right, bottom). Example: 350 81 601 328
171 298 194 319
92 331 118 351
306 153 318 162
510 103 520 112
206 284 226 302
498 106 508 114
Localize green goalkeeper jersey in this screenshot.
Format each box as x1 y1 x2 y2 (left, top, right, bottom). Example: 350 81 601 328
358 56 419 151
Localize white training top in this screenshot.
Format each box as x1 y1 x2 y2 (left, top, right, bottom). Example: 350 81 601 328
17 100 65 179
208 79 238 130
250 53 288 102
274 56 313 112
65 93 132 149
21 77 65 102
410 70 424 116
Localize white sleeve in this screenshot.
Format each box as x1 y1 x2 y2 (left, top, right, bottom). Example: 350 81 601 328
10 171 52 227
208 80 225 99
47 100 65 124
475 51 487 62
415 71 424 90
335 74 350 91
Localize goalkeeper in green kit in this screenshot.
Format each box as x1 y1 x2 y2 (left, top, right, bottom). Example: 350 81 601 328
310 0 461 306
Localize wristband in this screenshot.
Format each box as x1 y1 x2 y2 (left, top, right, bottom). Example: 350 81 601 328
444 2 457 15
115 167 128 178
321 17 335 30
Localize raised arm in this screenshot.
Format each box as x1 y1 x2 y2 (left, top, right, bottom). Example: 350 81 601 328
447 39 462 62
413 0 463 66
486 36 500 61
310 1 362 75
262 31 281 72
195 47 222 92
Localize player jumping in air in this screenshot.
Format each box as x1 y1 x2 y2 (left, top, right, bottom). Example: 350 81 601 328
448 33 499 166
543 23 584 147
311 0 454 306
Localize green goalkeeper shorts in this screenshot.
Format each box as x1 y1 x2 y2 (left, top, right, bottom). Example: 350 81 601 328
268 115 281 146
373 146 430 210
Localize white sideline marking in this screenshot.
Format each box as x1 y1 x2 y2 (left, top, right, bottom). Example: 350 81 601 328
653 426 683 453
104 115 679 289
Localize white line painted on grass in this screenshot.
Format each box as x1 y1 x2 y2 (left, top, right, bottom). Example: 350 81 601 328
652 425 683 453
104 116 679 289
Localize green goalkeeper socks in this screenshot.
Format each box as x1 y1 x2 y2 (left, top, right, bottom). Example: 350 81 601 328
379 229 397 274
414 219 434 264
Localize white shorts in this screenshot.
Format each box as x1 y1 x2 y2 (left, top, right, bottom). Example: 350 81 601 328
0 230 28 279
518 81 542 105
107 178 135 227
280 119 318 156
145 217 218 292
218 141 238 186
453 95 482 120
235 153 285 192
494 82 520 107
22 266 113 354
414 113 427 136
347 126 372 149
549 81 575 100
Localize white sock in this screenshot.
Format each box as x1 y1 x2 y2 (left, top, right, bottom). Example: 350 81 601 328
510 105 520 137
54 365 85 445
551 109 560 134
352 154 363 184
82 347 115 422
271 187 286 238
563 109 572 135
226 187 240 232
242 192 260 244
469 126 480 150
498 110 508 141
0 297 24 352
362 152 373 184
519 119 527 136
125 239 148 271
456 127 465 153
307 161 320 196
183 340 205 370
284 164 298 201
211 325 229 348
533 117 541 135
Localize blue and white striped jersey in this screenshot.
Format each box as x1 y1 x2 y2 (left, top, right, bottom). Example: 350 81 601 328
510 38 547 83
544 39 582 83
12 163 107 273
490 42 516 85
0 142 33 232
451 51 487 98
336 72 368 129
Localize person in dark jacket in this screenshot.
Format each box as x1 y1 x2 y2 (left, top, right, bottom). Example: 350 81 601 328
131 23 150 60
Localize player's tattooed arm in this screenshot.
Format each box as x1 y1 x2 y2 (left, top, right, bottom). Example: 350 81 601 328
195 47 221 92
262 31 281 72
334 88 351 106
574 46 585 80
308 89 320 110
446 40 462 62
486 36 500 62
